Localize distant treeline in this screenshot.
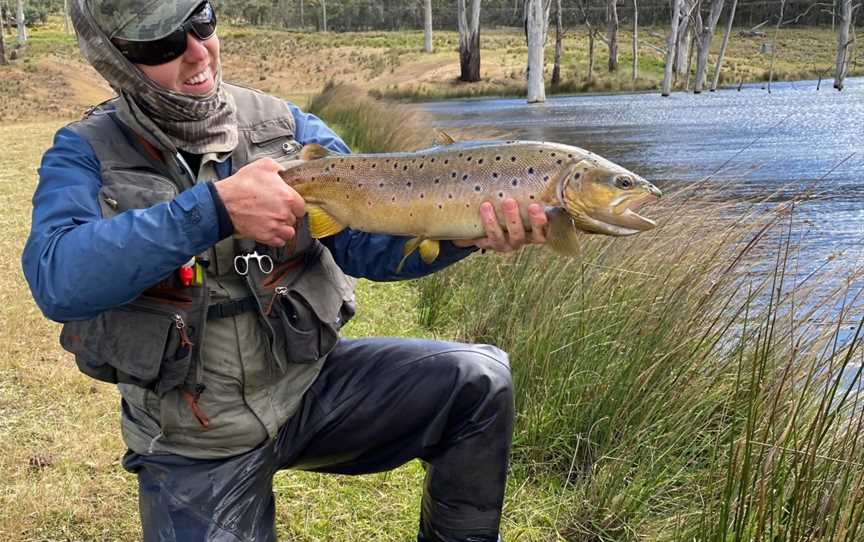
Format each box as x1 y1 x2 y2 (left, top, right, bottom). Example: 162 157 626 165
9 0 860 31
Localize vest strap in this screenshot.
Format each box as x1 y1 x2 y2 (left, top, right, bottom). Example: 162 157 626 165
207 296 259 320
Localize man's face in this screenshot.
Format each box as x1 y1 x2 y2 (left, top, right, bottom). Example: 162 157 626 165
136 32 220 96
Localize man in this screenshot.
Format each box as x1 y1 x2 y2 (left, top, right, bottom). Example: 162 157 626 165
22 1 548 541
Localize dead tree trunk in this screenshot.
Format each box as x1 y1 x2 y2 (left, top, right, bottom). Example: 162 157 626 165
631 0 638 80
457 0 482 82
694 0 725 93
17 0 27 45
551 0 563 86
588 26 596 82
0 4 7 65
674 0 693 76
767 0 786 93
834 0 853 90
711 0 737 90
321 0 327 32
662 0 684 95
526 0 551 103
607 0 619 72
424 0 433 53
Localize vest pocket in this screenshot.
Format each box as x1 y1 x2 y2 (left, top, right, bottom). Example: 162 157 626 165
60 307 192 395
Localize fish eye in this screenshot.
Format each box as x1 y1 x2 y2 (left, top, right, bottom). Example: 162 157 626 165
615 175 634 189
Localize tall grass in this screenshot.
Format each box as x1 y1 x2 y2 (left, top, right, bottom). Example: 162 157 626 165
309 83 864 540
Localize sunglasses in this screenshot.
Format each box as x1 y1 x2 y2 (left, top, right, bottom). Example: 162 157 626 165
113 2 217 66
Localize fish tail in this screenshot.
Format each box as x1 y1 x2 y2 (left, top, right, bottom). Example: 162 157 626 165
545 207 581 256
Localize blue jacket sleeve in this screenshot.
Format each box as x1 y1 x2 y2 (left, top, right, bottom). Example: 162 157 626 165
21 128 222 322
287 103 477 280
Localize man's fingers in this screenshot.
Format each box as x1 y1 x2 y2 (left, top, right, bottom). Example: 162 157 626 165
527 204 548 244
480 202 505 247
502 199 525 247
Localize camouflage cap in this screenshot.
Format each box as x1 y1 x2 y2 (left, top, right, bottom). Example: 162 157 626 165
87 0 203 41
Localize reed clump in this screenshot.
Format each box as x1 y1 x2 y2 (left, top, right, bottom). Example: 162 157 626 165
305 80 864 541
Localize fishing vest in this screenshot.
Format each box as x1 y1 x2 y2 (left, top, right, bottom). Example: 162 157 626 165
58 84 356 457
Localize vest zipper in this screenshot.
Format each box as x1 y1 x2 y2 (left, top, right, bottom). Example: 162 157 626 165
264 286 289 316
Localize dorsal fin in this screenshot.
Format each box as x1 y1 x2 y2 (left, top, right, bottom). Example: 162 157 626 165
300 144 330 161
436 131 457 146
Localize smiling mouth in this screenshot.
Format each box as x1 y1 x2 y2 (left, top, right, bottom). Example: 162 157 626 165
184 68 210 86
603 193 661 231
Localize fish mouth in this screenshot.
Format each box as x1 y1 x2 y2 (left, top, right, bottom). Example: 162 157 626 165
601 193 660 232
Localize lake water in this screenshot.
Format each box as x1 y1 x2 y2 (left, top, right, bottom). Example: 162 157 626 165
422 78 863 344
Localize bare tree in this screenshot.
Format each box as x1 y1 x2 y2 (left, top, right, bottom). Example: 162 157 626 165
526 0 552 102
424 0 433 53
631 0 638 80
662 0 684 95
607 0 619 72
0 2 7 65
16 0 26 45
711 0 738 91
834 0 855 90
674 0 694 76
767 0 786 93
551 0 563 86
693 0 725 93
321 0 327 31
300 0 304 27
457 0 482 82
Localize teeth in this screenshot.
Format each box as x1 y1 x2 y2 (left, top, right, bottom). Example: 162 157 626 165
185 69 208 85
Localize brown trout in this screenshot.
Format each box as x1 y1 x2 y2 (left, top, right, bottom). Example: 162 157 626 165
280 137 661 264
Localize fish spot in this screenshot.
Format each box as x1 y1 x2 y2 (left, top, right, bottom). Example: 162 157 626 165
448 194 454 199
465 203 471 208
458 153 464 157
492 172 499 178
466 156 472 161
420 193 425 199
350 165 355 170
345 194 350 199
339 158 345 162
438 204 443 209
451 172 457 178
496 156 502 161
358 183 363 188
430 158 436 163
550 153 556 157
407 181 413 187
444 159 449 164
573 172 581 179
529 194 536 200
379 182 385 188
510 156 517 162
394 164 399 170
528 167 534 174
371 164 377 169
478 158 485 165
512 179 519 186
385 159 391 163
392 196 396 202
419 163 424 169
498 192 504 198
568 154 573 158
311 176 316 181
368 201 373 207
474 185 481 192
544 175 549 181
462 174 469 181
403 165 409 171
336 177 341 182
434 178 440 184
557 160 563 165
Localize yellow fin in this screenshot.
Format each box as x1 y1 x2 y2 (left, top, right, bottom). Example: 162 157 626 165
397 237 440 273
306 204 345 238
300 144 330 161
545 207 581 256
436 131 457 146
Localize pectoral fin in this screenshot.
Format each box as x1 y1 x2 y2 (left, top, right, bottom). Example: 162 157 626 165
300 144 330 161
306 205 346 238
545 207 581 256
397 237 441 273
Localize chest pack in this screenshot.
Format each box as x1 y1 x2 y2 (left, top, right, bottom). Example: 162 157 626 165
58 85 356 405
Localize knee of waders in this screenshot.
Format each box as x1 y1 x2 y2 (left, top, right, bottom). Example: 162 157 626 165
445 344 514 416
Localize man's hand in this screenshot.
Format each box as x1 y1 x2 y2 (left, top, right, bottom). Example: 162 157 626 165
452 199 548 252
214 158 304 247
